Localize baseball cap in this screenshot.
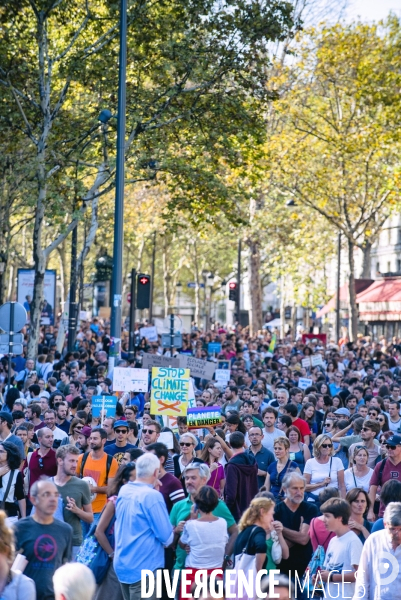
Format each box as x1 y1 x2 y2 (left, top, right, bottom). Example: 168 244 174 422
113 420 129 430
386 435 401 447
81 426 92 438
0 412 13 425
334 408 350 417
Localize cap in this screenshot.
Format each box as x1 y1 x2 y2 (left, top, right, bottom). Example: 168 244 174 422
334 408 350 417
0 412 13 425
113 420 129 430
81 426 92 438
386 435 401 447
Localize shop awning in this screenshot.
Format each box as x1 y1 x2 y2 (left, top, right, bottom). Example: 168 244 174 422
316 279 374 319
356 278 401 303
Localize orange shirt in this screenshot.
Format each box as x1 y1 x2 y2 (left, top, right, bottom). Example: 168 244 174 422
76 452 118 513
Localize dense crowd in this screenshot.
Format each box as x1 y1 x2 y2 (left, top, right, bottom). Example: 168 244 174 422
0 318 401 599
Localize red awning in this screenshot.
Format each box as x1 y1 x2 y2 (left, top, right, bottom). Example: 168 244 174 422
316 279 374 318
356 279 401 303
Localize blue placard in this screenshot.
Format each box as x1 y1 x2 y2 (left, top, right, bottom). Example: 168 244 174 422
92 395 118 418
208 342 222 354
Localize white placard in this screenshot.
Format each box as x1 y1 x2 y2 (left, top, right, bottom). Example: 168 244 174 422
112 367 149 392
311 354 324 367
179 355 216 380
215 369 231 385
301 357 311 369
298 377 313 390
139 326 158 342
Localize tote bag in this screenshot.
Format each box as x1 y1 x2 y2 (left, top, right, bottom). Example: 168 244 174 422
76 510 115 584
232 527 259 600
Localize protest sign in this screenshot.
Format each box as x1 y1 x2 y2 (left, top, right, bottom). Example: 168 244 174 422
139 326 158 342
208 342 222 354
215 369 231 386
112 367 148 392
298 378 313 390
150 367 190 417
179 355 216 380
301 357 312 369
92 395 118 420
142 353 180 370
188 379 196 408
217 360 230 370
187 406 222 429
311 354 324 367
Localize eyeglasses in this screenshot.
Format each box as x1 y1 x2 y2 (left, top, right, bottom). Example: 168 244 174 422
115 429 128 434
180 442 194 447
321 444 333 448
142 429 156 435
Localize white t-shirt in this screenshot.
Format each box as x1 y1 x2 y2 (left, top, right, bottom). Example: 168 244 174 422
388 418 401 434
344 468 373 492
261 428 285 452
304 457 344 496
180 517 228 568
323 530 362 598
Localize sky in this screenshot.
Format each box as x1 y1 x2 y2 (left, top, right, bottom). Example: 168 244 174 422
346 0 401 22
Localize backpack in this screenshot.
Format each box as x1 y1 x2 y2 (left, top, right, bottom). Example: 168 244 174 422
302 520 331 596
80 452 113 484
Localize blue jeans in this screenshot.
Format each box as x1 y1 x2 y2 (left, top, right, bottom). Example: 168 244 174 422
81 511 101 538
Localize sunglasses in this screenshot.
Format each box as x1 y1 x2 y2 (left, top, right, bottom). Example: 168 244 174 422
361 427 372 432
142 429 156 435
386 445 398 450
38 457 44 469
75 426 84 431
115 429 128 434
180 442 193 447
321 444 333 448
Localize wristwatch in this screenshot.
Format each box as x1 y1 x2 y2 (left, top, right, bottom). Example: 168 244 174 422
108 552 114 559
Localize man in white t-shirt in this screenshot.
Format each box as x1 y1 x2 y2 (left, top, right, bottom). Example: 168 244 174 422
261 407 285 452
314 498 363 599
388 401 401 434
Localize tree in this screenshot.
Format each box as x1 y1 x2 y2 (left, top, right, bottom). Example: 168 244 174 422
269 19 401 339
0 0 297 356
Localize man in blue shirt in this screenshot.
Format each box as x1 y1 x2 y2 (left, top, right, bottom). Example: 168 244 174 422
114 453 173 600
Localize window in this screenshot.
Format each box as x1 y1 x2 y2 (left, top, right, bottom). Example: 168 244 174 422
398 259 401 273
376 262 380 274
387 261 391 272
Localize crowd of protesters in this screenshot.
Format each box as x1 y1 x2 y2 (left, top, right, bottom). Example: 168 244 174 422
0 317 401 598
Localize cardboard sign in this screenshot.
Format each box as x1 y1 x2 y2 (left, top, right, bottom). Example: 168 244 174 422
215 369 231 385
208 342 222 354
113 367 149 392
298 378 313 390
142 353 180 370
187 406 222 429
150 367 190 416
139 326 158 342
311 354 324 367
92 395 118 418
179 355 216 380
188 379 197 408
301 357 312 369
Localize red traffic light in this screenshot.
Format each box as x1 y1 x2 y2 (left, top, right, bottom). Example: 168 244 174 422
229 282 237 289
139 276 150 285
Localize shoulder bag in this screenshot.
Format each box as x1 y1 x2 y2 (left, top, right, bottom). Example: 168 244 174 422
232 527 260 600
76 505 116 584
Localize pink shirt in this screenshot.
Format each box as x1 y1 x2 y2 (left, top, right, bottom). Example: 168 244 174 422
207 463 225 496
309 517 335 552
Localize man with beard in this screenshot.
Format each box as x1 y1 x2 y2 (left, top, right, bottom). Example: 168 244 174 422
104 420 135 464
76 428 118 534
273 472 318 579
76 425 91 453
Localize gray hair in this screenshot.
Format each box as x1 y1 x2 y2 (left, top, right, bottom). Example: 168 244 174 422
384 502 401 527
136 452 160 478
30 476 57 498
179 432 198 446
36 427 53 439
282 472 306 490
182 461 210 481
53 563 96 600
276 388 289 399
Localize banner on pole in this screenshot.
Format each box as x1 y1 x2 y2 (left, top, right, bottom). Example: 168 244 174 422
187 406 222 429
150 367 190 416
92 395 118 418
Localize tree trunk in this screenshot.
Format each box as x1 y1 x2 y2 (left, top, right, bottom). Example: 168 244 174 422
280 277 285 339
347 238 358 341
247 238 263 335
193 240 201 326
162 237 170 317
360 241 372 279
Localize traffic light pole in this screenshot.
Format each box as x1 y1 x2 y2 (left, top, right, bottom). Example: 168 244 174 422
149 232 156 322
170 313 174 357
128 268 136 360
110 0 127 360
236 239 241 324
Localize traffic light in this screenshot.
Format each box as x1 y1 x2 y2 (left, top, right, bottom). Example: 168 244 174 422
137 273 151 309
228 281 237 302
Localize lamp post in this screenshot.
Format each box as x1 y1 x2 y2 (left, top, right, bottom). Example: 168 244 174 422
0 254 6 305
335 232 341 342
110 0 127 361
